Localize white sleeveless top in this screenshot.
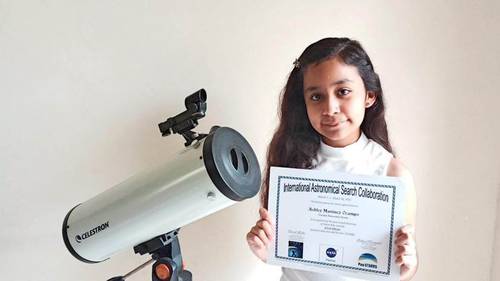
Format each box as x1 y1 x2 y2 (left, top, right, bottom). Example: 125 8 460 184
280 133 393 281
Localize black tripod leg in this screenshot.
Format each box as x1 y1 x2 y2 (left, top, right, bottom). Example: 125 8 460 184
179 270 193 281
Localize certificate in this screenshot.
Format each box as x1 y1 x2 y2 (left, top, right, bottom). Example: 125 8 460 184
267 167 406 281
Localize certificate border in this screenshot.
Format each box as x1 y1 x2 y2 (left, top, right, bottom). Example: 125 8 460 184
274 175 396 275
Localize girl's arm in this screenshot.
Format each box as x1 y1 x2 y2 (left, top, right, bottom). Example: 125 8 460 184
387 158 418 281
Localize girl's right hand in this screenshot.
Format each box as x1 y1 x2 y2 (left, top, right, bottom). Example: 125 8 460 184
246 207 275 262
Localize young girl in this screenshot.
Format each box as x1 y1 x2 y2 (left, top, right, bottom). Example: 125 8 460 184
246 38 418 281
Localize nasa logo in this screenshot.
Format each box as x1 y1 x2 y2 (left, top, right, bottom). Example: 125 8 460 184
326 247 337 258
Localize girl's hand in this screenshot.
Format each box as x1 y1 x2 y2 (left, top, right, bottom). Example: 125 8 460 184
246 207 274 262
395 224 418 281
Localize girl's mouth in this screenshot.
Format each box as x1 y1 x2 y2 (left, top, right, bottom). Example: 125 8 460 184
321 118 347 127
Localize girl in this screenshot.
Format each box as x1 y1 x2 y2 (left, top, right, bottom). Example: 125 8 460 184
246 38 418 281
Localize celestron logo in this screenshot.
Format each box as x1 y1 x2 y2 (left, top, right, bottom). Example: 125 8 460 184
75 221 110 243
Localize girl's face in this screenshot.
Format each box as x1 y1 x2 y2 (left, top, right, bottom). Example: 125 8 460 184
303 57 375 147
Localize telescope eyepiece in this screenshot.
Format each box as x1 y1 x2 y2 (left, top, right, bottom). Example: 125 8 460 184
184 89 207 109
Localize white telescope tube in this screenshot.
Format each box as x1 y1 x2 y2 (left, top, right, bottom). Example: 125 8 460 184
62 127 261 263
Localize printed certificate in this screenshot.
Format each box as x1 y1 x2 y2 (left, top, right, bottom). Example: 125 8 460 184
267 167 406 281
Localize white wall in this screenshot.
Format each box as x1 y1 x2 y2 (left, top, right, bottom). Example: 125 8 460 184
1 1 499 280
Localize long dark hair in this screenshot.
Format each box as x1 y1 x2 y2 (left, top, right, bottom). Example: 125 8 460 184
261 37 393 208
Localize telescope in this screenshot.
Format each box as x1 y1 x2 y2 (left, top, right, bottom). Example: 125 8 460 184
62 89 261 281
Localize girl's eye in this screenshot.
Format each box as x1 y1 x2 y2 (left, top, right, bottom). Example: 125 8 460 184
310 94 321 101
338 88 351 96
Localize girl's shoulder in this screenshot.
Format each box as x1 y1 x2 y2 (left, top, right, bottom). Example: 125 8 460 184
387 157 417 225
364 135 411 178
386 157 412 178
364 137 393 159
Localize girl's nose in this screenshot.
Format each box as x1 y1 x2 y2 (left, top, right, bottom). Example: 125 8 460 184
323 96 340 116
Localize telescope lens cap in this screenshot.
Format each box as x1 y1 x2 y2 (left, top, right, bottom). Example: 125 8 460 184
203 127 261 201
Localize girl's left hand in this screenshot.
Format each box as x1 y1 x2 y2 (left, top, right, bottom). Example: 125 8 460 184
395 224 418 281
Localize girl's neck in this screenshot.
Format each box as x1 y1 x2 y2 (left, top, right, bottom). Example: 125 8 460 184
321 130 362 148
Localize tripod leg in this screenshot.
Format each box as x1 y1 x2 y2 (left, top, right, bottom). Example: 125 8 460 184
179 270 193 281
107 258 154 281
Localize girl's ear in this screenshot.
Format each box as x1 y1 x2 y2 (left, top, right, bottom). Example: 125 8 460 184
365 91 377 108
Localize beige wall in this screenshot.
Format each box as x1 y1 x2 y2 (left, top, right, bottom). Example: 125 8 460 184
493 192 500 280
1 1 499 280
